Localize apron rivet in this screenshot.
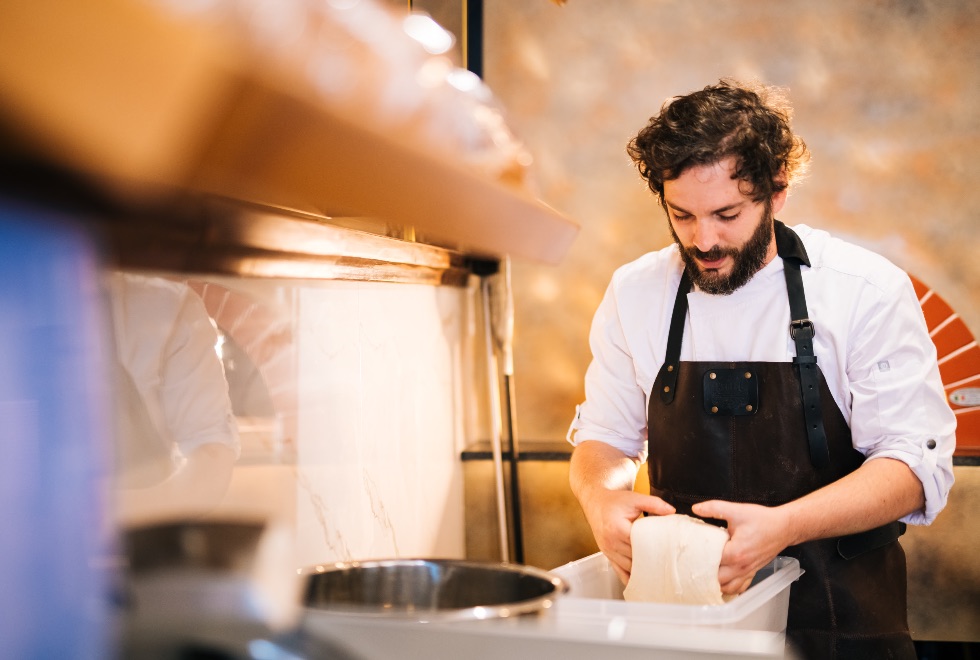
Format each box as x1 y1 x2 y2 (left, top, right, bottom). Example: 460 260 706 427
746 404 753 412
709 372 716 379
745 372 752 379
710 406 718 413
663 386 670 393
667 365 674 372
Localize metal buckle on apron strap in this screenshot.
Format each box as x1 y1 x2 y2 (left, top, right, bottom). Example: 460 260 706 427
783 256 831 469
790 318 814 339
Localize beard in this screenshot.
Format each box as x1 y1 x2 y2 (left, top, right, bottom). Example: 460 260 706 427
670 206 774 295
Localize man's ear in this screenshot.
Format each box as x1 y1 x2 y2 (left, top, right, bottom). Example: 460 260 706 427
772 171 789 215
771 182 789 215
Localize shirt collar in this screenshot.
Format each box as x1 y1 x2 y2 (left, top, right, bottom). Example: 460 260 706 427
774 220 811 267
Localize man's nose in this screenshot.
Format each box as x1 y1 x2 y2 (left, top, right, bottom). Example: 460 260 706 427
691 219 718 252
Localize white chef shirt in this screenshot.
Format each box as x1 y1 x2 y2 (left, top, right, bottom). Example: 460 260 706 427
109 272 241 483
568 224 956 525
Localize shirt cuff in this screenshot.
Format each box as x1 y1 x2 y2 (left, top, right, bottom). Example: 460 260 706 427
566 406 649 463
865 441 953 526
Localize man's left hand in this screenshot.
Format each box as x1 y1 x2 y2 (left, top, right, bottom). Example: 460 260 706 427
690 500 793 596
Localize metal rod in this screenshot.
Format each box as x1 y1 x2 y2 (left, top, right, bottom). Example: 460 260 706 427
481 275 509 562
495 258 524 564
503 372 524 564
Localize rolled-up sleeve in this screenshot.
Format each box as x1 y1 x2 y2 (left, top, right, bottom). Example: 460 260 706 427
567 278 649 462
846 274 956 525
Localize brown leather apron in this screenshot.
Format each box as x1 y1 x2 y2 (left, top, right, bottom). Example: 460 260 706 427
646 222 914 659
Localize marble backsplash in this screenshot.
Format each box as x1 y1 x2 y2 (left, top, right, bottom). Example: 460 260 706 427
114 272 482 570
289 278 477 567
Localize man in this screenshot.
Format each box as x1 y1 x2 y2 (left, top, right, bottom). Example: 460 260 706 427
567 79 955 659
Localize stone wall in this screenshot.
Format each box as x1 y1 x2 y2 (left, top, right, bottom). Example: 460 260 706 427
483 0 980 442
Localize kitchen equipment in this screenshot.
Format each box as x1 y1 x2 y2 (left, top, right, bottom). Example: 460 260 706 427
123 518 299 629
477 255 526 564
478 263 511 562
492 256 526 564
551 552 803 633
909 273 980 457
298 545 796 659
118 518 365 659
302 573 793 660
303 558 566 621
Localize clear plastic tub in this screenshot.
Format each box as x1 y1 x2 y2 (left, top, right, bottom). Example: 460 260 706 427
300 553 801 658
551 552 803 633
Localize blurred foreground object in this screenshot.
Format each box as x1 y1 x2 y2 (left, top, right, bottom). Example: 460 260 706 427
0 0 577 264
120 517 359 658
0 200 114 659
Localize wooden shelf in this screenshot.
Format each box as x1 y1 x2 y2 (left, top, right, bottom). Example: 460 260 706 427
0 0 578 267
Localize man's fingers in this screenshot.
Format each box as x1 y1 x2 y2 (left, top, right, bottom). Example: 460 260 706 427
638 495 676 517
611 562 630 585
604 549 632 582
691 499 730 522
720 572 757 595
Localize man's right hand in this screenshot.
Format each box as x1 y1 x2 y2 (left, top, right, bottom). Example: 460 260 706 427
581 488 676 583
569 440 675 583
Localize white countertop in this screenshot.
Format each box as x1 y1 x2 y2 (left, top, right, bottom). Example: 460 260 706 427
301 610 793 660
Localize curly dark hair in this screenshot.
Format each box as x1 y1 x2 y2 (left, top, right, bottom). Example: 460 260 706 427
627 79 809 205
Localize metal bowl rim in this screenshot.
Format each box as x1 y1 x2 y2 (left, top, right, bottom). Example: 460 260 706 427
300 557 569 621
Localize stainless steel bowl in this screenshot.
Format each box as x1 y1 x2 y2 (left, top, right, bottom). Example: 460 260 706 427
302 559 567 621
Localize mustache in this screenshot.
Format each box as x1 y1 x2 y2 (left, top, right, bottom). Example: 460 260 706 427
686 246 737 262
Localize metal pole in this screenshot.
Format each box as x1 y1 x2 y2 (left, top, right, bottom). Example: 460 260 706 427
495 258 524 564
480 273 509 563
463 0 483 79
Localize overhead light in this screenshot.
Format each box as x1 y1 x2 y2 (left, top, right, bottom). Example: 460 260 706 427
446 67 483 94
403 13 455 55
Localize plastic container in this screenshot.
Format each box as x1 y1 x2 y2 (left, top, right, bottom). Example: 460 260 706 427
300 554 797 658
550 552 803 633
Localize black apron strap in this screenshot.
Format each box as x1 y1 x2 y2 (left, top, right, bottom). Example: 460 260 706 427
660 272 691 404
776 222 830 469
661 221 831 468
775 222 905 546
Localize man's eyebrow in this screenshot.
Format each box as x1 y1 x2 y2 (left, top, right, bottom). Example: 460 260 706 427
664 201 745 216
